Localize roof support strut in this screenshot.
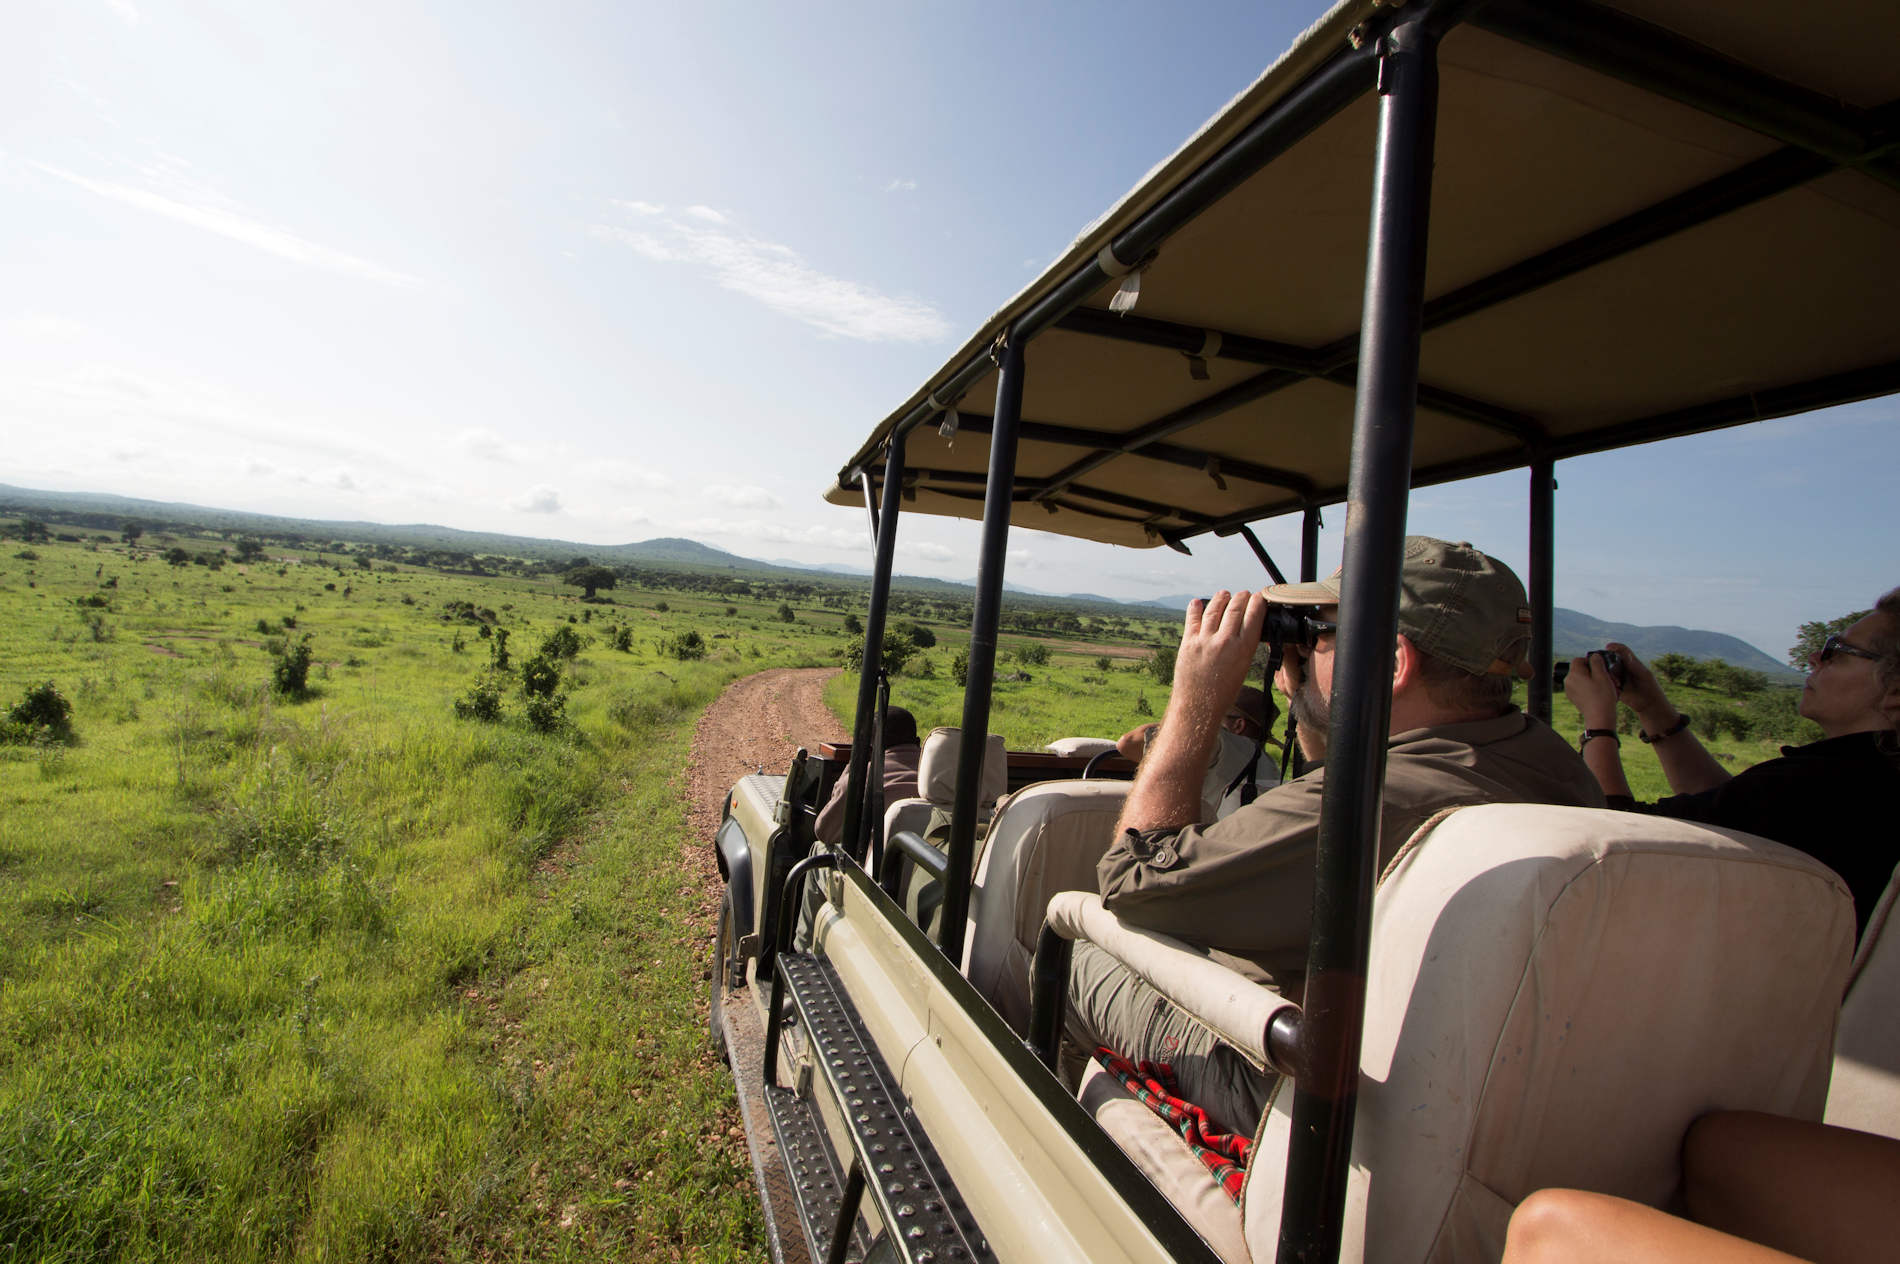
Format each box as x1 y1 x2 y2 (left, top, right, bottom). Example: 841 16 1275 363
1527 456 1557 723
939 336 1026 966
1277 15 1440 1263
841 436 907 865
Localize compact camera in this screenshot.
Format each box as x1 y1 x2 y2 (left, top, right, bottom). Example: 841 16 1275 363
1551 648 1626 691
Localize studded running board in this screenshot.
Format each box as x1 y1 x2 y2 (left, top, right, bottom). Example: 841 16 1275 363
766 952 993 1264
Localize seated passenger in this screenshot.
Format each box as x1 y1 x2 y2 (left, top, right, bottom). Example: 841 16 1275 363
1563 587 1900 934
1069 537 1604 1137
1116 686 1273 822
813 705 921 846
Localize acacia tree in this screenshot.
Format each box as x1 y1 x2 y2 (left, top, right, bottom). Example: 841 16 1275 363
121 521 144 547
565 565 618 600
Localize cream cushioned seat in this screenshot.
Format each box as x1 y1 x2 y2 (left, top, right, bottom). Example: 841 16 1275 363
963 778 1131 1033
1044 736 1120 759
882 728 1007 931
1824 860 1900 1139
1045 803 1855 1264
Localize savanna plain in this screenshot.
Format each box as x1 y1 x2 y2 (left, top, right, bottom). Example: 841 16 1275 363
0 526 1804 1262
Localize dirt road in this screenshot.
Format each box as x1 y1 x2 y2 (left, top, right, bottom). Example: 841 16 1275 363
679 668 846 919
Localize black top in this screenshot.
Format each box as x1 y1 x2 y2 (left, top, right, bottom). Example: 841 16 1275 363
1609 731 1900 936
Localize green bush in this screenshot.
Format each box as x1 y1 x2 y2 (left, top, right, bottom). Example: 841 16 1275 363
453 672 505 722
520 651 562 700
663 630 707 662
3 681 76 745
609 626 633 652
1147 644 1177 685
1018 643 1050 667
271 635 314 697
541 625 584 660
523 693 567 733
952 649 969 687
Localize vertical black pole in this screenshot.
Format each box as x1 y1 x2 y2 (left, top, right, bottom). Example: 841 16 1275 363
859 469 880 543
1301 506 1322 582
1527 456 1556 723
939 335 1025 965
843 438 906 864
1278 18 1439 1264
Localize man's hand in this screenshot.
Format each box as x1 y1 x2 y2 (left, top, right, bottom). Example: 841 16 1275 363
1117 589 1266 833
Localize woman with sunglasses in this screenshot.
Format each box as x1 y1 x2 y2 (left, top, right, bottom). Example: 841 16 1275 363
1564 588 1900 935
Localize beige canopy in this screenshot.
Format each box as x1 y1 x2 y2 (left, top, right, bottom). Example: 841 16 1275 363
824 0 1900 549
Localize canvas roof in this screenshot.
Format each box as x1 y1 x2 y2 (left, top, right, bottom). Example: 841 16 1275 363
823 0 1900 549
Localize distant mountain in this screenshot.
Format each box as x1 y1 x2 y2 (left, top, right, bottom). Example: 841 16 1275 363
1551 608 1796 679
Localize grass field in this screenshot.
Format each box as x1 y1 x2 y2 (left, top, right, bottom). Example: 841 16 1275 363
0 535 864 1262
1 532 1813 1260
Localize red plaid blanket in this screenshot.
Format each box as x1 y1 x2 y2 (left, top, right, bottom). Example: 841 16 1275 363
1093 1047 1251 1204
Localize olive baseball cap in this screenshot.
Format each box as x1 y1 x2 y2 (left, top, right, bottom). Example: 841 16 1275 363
1261 536 1533 676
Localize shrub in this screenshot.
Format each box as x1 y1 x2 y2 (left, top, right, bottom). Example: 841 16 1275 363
843 613 863 637
520 651 562 700
1699 704 1752 741
1147 644 1177 685
609 626 633 652
777 603 796 624
454 672 505 722
654 601 670 613
1018 643 1050 667
952 649 969 687
523 693 567 733
725 605 738 616
1134 693 1154 717
272 635 314 697
663 629 707 661
490 627 511 672
1095 655 1113 673
900 620 936 648
3 681 76 745
540 625 584 660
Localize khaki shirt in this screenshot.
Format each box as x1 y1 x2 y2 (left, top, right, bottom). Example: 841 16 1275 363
1097 710 1604 993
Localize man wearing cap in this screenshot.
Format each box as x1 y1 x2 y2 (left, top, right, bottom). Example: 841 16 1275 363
1070 537 1603 1137
1114 684 1276 821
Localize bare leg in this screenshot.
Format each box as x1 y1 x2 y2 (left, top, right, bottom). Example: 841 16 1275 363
1503 1189 1802 1263
1685 1111 1900 1264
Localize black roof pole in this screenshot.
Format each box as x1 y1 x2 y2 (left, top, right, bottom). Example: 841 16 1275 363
1527 456 1556 723
1277 12 1440 1263
1300 506 1322 582
939 334 1025 966
842 436 907 865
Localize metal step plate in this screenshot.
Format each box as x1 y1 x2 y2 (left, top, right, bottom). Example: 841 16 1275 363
777 952 993 1264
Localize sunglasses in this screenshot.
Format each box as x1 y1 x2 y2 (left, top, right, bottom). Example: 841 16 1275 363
1818 634 1880 665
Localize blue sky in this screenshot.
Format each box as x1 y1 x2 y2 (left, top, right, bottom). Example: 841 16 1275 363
5 1 1895 664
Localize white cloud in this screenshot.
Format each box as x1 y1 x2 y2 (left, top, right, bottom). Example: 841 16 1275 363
883 178 918 193
612 199 665 216
7 314 88 339
592 204 949 343
105 0 140 27
1008 548 1037 569
592 458 673 492
458 426 540 464
512 485 563 514
706 483 779 510
331 470 357 491
911 542 955 562
27 161 421 288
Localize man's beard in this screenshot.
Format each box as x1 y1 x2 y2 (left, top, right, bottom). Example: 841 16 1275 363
1289 678 1330 758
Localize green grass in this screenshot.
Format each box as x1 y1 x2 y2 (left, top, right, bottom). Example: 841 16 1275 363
0 537 847 1262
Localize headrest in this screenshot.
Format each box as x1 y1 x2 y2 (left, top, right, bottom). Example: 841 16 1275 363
1043 736 1119 758
918 727 1008 807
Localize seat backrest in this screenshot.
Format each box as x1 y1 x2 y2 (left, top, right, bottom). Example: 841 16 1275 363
1240 804 1854 1264
963 778 1131 1032
1044 736 1120 758
1824 860 1900 1138
884 727 1008 843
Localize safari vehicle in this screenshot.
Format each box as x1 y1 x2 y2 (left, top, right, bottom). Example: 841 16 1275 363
709 1 1900 1261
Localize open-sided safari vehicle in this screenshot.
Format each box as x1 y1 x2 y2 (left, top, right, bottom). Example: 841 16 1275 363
709 2 1900 1261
